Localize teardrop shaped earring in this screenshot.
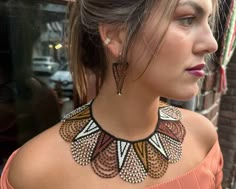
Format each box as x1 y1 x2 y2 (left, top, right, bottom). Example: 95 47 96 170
112 56 128 96
104 38 128 95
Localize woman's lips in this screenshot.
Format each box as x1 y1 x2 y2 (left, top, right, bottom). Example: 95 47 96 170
187 70 205 77
186 64 205 77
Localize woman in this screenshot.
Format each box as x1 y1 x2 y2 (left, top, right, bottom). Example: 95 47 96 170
1 0 223 188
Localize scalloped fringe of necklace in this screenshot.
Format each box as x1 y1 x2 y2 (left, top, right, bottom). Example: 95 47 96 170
59 100 186 184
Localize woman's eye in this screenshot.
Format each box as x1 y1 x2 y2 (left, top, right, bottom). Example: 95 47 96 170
178 16 195 26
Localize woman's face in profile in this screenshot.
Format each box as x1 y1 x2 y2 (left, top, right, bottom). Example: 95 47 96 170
126 0 218 101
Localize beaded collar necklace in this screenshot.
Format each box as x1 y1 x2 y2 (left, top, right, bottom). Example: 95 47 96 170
59 100 186 184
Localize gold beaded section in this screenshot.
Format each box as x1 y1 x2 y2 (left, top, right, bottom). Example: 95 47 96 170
59 104 91 142
120 146 147 183
147 142 168 178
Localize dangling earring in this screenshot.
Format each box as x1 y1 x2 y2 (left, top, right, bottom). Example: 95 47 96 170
112 55 128 96
104 38 128 95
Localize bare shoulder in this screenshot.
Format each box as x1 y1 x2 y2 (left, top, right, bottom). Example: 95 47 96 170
8 121 70 189
179 107 218 151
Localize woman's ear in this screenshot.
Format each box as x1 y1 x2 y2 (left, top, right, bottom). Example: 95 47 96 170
99 23 126 58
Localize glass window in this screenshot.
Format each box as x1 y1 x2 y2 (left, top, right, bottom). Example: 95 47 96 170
0 0 73 171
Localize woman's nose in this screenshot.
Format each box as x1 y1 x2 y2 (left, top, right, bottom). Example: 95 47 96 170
193 26 218 55
206 31 218 54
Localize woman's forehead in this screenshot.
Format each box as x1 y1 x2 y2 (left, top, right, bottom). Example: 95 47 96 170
177 0 216 7
176 0 216 14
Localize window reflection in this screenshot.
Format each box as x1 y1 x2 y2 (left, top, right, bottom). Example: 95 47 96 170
0 0 73 171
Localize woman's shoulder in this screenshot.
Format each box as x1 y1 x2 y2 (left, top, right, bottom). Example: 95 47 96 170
178 107 218 152
8 121 70 189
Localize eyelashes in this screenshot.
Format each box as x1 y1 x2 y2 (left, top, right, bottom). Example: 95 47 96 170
177 16 196 26
176 15 213 29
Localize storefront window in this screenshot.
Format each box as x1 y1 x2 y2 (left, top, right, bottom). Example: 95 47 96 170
0 0 73 170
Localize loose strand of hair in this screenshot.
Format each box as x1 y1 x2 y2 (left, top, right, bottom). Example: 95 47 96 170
68 2 88 102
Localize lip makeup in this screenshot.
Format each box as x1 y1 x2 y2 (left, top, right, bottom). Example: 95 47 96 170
186 64 205 77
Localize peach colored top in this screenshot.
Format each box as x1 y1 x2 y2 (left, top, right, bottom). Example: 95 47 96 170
0 140 223 189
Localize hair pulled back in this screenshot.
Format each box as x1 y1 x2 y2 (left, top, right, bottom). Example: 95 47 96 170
68 0 219 101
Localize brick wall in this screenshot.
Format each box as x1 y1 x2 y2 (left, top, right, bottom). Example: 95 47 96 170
195 61 222 127
218 52 236 188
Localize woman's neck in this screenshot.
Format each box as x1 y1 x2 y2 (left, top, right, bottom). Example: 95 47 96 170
92 88 160 141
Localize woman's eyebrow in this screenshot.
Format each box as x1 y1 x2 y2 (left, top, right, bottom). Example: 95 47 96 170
177 1 205 15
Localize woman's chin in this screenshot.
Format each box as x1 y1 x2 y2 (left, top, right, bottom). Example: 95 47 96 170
169 88 199 102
